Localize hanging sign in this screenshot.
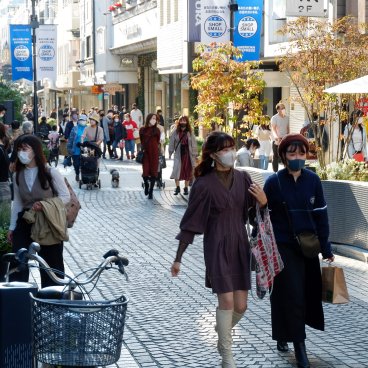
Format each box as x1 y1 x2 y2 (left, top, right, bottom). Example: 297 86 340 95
201 0 230 44
9 24 33 81
36 24 57 81
234 0 263 61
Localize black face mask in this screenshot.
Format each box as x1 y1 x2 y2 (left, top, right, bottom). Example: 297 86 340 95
100 114 105 117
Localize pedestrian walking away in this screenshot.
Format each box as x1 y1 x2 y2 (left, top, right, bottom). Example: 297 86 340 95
67 114 87 181
271 103 289 172
168 115 198 195
7 134 70 288
263 133 335 368
139 113 160 199
171 131 267 368
255 118 272 170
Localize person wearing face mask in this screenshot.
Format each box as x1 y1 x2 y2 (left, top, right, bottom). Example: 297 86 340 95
111 114 127 160
263 134 334 368
139 113 161 199
271 103 289 172
101 109 114 159
170 131 267 367
64 109 79 140
67 115 88 181
7 134 70 288
168 116 198 195
235 138 260 168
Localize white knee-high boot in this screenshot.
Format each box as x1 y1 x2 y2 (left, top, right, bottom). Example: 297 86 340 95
216 309 236 368
232 310 244 328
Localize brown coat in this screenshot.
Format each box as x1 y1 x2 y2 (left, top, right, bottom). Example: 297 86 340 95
176 169 255 293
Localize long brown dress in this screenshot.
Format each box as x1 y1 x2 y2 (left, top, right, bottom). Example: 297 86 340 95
176 169 255 293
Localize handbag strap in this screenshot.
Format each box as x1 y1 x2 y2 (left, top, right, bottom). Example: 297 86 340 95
174 132 185 152
276 172 317 237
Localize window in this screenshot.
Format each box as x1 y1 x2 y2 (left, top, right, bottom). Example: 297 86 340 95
174 0 178 22
96 27 105 54
167 0 171 24
160 0 164 26
86 36 91 58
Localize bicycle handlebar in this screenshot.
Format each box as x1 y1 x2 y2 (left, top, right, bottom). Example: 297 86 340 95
3 242 129 287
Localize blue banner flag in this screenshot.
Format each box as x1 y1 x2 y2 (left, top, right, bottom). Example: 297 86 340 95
233 0 263 62
10 24 33 81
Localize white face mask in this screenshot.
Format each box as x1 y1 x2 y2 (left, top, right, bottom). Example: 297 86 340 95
90 120 96 126
281 109 286 115
215 149 236 168
114 119 120 123
18 150 34 165
79 120 87 126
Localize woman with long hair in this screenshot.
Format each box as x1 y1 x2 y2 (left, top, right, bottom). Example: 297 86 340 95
256 118 272 170
7 135 70 287
139 113 160 199
171 131 267 367
168 116 198 195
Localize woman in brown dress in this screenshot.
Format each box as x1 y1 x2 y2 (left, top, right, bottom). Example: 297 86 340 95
139 113 160 199
169 116 198 195
171 132 267 367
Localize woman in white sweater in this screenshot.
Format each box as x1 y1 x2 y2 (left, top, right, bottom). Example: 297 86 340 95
8 135 70 287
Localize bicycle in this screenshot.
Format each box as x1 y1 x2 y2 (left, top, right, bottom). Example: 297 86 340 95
3 243 129 368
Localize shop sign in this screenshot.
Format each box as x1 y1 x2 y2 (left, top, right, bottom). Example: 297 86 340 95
91 85 103 94
286 0 326 17
103 84 124 96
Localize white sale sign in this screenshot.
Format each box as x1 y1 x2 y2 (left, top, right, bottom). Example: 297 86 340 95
286 0 326 18
36 25 57 81
201 0 230 44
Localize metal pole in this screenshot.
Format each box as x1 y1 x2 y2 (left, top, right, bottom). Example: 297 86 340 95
229 0 238 46
30 0 39 133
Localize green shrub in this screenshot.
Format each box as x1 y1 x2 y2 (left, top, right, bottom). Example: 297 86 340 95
196 137 204 156
316 160 368 182
0 227 11 253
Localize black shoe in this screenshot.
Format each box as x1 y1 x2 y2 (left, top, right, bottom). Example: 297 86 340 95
75 175 79 182
174 186 180 195
277 341 289 352
293 342 310 368
183 187 188 195
144 182 149 196
148 193 153 199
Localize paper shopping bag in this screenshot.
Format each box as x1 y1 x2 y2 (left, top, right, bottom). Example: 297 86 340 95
321 266 349 304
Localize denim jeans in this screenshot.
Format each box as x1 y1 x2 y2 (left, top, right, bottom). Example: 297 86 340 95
72 154 80 176
259 155 269 170
125 139 135 155
112 139 123 159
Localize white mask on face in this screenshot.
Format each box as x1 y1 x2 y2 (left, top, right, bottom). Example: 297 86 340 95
215 150 236 168
281 109 286 115
18 150 34 165
114 119 120 123
79 120 87 126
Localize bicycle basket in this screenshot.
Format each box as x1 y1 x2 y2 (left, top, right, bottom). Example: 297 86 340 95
30 294 128 367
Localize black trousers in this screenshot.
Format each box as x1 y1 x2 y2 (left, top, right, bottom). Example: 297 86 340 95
10 212 65 288
272 141 280 172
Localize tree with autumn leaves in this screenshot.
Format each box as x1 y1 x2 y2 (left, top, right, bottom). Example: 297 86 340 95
191 43 266 146
277 16 368 172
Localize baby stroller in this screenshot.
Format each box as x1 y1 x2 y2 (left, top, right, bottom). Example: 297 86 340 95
78 141 101 190
156 154 166 189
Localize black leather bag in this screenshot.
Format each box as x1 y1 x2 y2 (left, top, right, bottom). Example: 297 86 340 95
136 150 144 164
296 231 321 258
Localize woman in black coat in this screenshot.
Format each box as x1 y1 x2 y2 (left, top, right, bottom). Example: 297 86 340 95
263 133 334 368
112 114 126 160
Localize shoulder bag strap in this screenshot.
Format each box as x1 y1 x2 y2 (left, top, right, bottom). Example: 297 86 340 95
174 132 185 152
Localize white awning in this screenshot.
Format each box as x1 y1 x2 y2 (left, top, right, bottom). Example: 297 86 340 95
324 75 368 94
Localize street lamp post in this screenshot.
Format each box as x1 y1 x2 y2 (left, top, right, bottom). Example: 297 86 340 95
30 0 39 133
229 0 238 45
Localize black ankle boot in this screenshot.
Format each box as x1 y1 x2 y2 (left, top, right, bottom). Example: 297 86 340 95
148 178 156 199
174 186 180 195
293 342 310 368
143 177 149 196
183 187 188 195
277 341 289 352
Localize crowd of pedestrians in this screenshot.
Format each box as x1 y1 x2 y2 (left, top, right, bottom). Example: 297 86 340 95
2 99 359 368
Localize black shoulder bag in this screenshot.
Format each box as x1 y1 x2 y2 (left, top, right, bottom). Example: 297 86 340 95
136 131 153 164
276 173 321 258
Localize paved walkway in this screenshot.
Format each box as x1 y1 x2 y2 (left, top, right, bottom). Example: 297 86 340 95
47 157 368 367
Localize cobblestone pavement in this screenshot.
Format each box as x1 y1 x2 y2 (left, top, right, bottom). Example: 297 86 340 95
55 157 368 368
